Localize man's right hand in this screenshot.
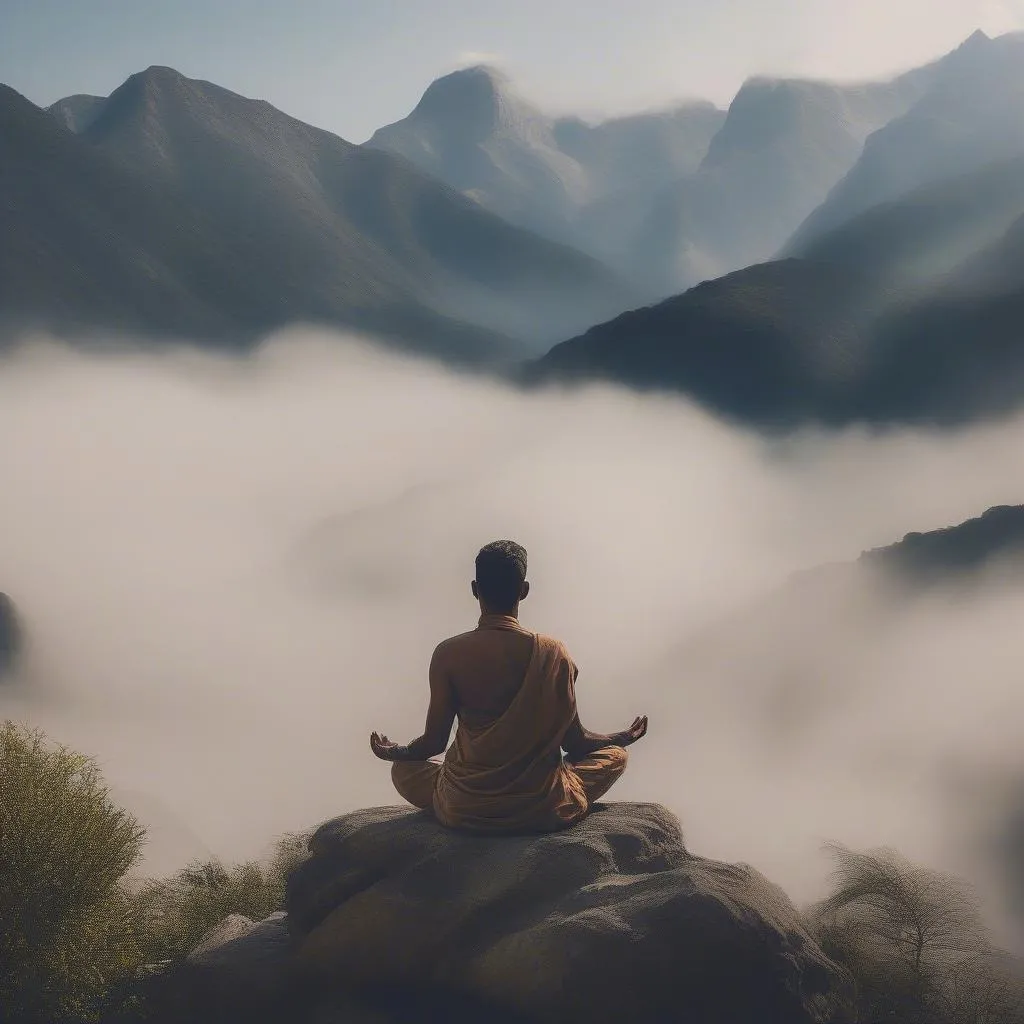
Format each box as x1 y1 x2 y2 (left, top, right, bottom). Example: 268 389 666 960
370 731 402 761
620 715 648 747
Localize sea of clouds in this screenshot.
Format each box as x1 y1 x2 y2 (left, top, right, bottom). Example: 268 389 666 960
1 327 1022 954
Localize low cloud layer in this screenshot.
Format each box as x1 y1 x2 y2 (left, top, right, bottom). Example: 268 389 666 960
1 328 1023 954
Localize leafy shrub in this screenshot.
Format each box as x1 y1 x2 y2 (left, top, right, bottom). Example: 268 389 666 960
807 841 1024 1024
0 720 147 1022
130 832 309 964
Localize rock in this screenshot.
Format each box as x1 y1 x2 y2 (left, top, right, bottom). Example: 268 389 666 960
138 912 300 1024
0 592 21 676
187 913 258 962
184 910 293 970
286 802 854 1024
305 987 538 1024
134 959 173 979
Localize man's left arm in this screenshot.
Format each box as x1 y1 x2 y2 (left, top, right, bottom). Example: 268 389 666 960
560 655 647 760
370 646 456 762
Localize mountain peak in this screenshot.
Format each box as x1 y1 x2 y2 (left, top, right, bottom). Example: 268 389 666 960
940 28 993 66
89 65 284 146
129 65 190 90
407 64 541 138
420 62 511 96
101 65 191 110
112 66 244 109
449 63 509 84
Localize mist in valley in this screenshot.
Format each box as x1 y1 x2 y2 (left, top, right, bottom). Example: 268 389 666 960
1 327 1023 957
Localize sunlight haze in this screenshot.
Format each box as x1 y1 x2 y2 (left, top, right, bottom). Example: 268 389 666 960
3 0 1021 140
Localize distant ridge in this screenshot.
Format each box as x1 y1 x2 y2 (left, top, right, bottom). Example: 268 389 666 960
529 221 1024 428
787 156 1024 287
860 504 1024 581
664 502 1024 722
785 30 1024 251
47 93 106 133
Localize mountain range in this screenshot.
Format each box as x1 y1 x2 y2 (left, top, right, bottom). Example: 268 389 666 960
5 28 1024 423
529 30 1024 427
368 30 1024 298
368 60 928 294
2 69 638 363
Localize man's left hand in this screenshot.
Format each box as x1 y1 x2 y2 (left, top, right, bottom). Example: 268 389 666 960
370 731 402 761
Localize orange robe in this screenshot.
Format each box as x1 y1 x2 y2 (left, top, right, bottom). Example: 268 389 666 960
392 625 627 834
432 632 588 833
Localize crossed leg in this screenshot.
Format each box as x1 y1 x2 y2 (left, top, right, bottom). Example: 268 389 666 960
391 758 442 810
391 745 628 811
567 744 628 804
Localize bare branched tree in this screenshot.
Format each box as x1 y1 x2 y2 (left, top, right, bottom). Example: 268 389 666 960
807 842 1024 1023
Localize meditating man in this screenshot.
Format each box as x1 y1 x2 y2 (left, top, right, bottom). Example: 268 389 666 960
369 540 647 833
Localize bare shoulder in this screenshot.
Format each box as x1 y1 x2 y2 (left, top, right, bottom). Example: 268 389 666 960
432 630 475 662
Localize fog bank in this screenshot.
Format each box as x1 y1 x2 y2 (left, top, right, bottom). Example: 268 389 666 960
1 328 1023 953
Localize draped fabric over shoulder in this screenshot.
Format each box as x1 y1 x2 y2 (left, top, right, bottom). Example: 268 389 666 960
432 629 589 834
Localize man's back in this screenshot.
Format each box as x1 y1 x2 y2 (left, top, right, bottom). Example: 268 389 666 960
436 614 537 730
433 623 589 831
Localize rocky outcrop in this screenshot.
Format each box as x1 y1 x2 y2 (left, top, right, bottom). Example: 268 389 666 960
133 802 854 1022
285 802 854 1024
130 912 298 1024
0 592 20 676
859 503 1024 582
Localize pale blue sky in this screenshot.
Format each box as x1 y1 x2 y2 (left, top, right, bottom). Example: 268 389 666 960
3 0 1023 142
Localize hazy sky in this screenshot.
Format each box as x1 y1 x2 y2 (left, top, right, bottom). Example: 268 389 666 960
4 0 1023 142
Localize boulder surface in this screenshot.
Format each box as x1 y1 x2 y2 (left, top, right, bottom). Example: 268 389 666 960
134 911 297 1023
286 801 854 1024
